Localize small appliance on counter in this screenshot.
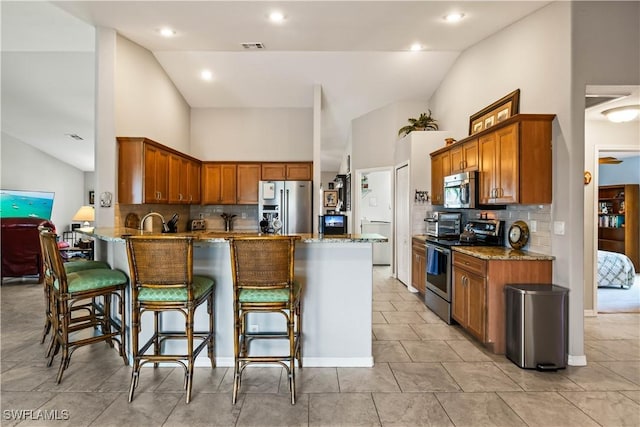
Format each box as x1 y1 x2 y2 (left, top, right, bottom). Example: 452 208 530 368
424 212 462 238
189 219 206 231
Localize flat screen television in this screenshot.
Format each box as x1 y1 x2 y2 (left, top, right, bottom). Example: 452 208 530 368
0 189 55 220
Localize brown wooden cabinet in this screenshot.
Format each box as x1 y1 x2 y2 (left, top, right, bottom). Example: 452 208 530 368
118 137 201 205
450 139 478 174
118 137 172 204
201 163 237 204
430 114 554 206
411 238 426 295
452 250 552 354
430 151 451 205
452 252 487 341
598 184 639 270
261 162 312 181
237 163 261 204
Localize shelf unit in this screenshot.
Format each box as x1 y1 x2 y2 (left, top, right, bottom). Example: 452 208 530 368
598 184 639 270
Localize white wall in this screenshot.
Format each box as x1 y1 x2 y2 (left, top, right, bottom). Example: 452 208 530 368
428 2 582 359
115 35 191 152
360 170 392 222
599 156 640 185
190 108 313 161
1 132 85 231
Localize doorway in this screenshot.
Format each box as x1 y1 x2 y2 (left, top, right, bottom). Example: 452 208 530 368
394 164 410 285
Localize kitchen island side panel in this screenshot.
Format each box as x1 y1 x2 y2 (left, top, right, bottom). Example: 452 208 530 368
93 237 374 367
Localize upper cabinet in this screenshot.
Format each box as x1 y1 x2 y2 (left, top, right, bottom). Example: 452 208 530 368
430 150 451 206
118 137 200 205
261 162 312 181
430 114 554 206
237 163 261 204
449 139 478 174
201 163 237 205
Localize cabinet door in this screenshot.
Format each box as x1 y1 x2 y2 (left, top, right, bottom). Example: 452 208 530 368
187 160 201 204
262 163 286 180
452 268 467 325
286 163 312 180
494 124 518 204
478 133 498 205
411 241 426 294
466 272 486 340
237 164 261 204
143 144 169 203
168 154 183 204
430 151 450 205
201 163 237 204
450 145 464 174
462 139 478 171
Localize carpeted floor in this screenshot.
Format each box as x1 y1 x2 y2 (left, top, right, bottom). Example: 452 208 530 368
598 274 640 313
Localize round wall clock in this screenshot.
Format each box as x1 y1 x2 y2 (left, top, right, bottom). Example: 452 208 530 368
508 220 530 249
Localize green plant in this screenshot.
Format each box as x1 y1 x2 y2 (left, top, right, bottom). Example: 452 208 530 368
398 109 439 136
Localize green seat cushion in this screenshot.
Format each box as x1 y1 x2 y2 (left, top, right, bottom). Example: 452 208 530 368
138 276 215 302
63 260 110 274
239 281 301 303
54 268 127 293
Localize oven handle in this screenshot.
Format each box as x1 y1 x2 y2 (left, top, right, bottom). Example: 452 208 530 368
427 244 450 255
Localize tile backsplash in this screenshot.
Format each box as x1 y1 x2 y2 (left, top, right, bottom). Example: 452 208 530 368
414 203 552 254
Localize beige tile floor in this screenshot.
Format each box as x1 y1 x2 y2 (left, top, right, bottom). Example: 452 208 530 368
2 267 639 426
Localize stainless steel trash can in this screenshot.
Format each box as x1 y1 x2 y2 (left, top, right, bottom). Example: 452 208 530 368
505 284 569 370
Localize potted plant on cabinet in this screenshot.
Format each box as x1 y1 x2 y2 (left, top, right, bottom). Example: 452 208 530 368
398 110 439 137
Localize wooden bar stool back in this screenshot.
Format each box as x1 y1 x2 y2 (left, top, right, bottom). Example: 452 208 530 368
227 235 302 405
125 236 215 404
38 225 111 348
39 229 128 383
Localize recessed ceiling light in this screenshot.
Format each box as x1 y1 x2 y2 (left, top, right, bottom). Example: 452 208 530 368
444 12 465 23
200 70 213 81
269 11 285 23
159 27 176 37
410 43 423 52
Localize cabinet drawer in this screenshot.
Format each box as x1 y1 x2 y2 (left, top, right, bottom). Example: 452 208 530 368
412 239 426 255
453 252 486 276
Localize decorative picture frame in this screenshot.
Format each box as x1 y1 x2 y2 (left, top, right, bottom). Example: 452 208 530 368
324 190 338 207
89 191 95 205
469 89 520 135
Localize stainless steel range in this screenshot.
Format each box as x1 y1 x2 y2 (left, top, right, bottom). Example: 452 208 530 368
425 219 504 324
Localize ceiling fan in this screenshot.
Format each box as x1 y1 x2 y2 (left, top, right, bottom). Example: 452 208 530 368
599 156 623 164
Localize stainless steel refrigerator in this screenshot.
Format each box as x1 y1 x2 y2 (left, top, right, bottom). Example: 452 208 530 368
258 181 313 234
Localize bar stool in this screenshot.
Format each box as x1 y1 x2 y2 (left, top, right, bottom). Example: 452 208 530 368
227 235 302 405
125 236 215 404
39 229 128 383
38 225 111 346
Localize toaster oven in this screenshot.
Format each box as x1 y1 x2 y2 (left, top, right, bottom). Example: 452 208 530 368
424 212 462 238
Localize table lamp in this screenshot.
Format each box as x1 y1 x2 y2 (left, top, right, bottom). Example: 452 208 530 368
72 205 95 227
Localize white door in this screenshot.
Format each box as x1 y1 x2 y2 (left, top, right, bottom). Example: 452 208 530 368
395 164 410 285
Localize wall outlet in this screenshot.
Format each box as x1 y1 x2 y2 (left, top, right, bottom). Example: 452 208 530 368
530 220 537 233
248 324 259 333
241 212 247 219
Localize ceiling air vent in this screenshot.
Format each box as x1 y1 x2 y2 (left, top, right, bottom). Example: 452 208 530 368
241 42 265 49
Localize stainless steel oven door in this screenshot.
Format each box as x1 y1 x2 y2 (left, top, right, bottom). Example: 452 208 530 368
425 242 452 301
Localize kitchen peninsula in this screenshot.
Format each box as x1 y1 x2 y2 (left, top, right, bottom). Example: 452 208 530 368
80 228 387 368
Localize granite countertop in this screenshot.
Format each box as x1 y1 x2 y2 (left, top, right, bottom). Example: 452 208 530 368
411 234 554 261
453 246 555 261
78 227 388 244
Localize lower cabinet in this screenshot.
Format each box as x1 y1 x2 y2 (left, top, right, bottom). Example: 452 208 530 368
411 238 426 295
452 250 552 354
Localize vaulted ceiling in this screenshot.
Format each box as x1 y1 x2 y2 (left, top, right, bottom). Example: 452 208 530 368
3 1 562 172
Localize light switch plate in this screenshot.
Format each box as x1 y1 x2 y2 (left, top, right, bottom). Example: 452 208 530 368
553 221 565 235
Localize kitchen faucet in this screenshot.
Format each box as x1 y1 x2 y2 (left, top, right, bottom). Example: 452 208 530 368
140 212 169 233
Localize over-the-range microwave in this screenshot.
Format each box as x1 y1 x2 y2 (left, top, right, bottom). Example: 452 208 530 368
443 171 477 209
